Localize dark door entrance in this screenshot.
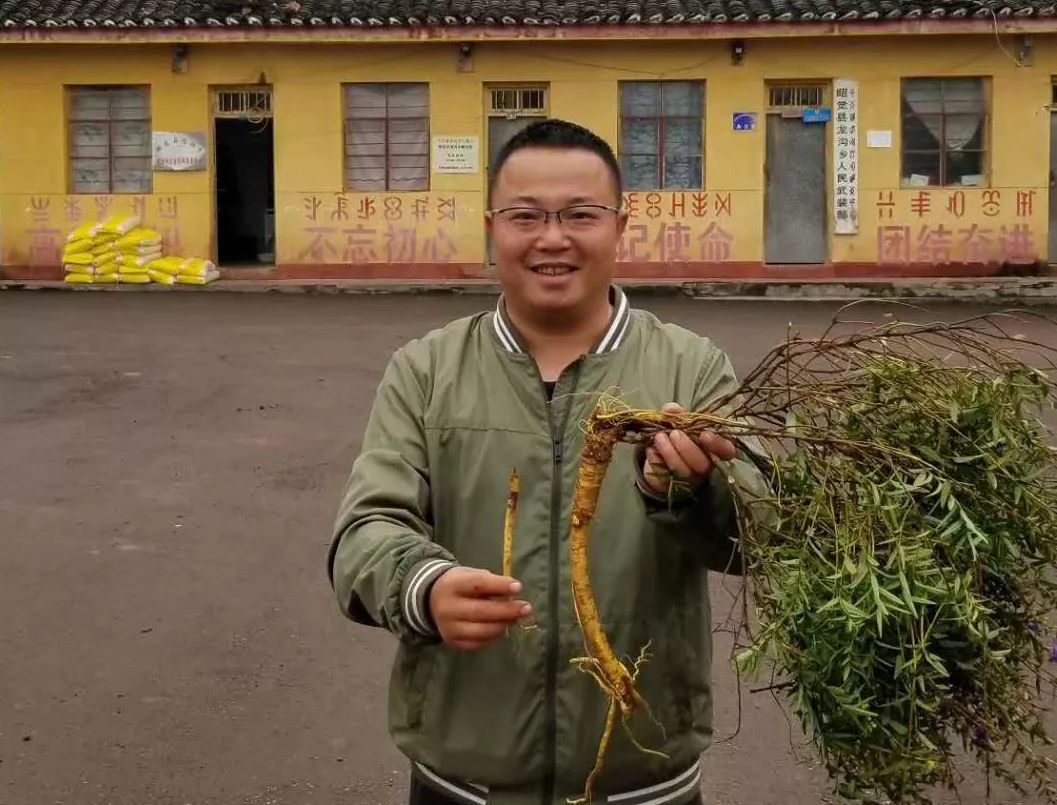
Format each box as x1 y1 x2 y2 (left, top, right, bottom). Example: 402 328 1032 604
1049 109 1057 265
486 116 537 265
215 117 275 266
765 115 828 264
487 116 536 177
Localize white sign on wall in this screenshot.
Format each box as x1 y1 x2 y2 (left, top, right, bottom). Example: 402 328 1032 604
432 136 480 174
152 132 207 172
867 130 892 149
833 79 859 235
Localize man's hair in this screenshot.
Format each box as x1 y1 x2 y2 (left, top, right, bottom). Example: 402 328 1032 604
487 118 623 207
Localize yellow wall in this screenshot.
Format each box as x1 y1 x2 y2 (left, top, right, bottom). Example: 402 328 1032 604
0 35 1053 274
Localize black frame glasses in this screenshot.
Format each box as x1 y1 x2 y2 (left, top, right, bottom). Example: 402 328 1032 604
485 204 624 229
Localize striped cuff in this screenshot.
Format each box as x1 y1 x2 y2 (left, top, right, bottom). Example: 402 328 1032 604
402 558 456 636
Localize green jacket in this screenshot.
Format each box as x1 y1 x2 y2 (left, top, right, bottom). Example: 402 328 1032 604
328 287 771 805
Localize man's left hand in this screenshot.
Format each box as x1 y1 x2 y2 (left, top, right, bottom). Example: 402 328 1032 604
642 403 738 497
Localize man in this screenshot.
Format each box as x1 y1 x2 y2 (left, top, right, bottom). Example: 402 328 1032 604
328 119 770 805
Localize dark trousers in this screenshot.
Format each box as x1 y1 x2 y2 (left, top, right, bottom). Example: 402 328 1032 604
409 775 704 805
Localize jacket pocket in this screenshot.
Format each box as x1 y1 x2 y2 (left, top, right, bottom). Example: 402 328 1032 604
415 643 545 785
664 607 714 742
639 609 707 742
393 645 439 731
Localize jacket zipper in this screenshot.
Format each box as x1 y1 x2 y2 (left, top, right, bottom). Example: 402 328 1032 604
540 357 584 805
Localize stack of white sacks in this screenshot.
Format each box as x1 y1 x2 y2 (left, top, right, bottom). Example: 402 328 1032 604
63 215 219 286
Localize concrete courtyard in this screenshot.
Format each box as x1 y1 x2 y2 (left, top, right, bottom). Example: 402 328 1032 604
2 292 1055 805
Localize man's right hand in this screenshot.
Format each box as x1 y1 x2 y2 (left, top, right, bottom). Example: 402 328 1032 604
428 567 532 651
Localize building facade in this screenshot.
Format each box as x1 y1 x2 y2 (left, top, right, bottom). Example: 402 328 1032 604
1 1 1056 282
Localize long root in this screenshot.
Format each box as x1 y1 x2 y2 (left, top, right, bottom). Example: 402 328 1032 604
567 697 619 805
502 469 539 645
503 469 519 579
568 648 668 804
569 422 670 802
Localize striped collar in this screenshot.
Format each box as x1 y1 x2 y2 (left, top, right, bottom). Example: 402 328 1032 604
491 286 632 356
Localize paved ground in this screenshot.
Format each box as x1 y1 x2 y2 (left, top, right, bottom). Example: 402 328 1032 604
1 292 1055 805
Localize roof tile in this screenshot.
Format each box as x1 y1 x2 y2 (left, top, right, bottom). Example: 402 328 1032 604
0 0 1044 26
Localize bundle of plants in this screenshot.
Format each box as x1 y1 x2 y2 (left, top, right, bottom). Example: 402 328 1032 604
560 308 1057 804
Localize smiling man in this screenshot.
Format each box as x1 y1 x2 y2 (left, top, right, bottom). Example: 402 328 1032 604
328 120 770 805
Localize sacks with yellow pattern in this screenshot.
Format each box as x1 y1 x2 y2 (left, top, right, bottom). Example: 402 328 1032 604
118 272 152 285
64 264 112 276
115 229 163 249
117 252 164 267
175 267 220 286
116 253 162 270
62 233 114 260
65 272 124 285
178 258 217 279
64 252 117 270
100 215 142 236
116 244 163 259
61 216 220 288
62 239 96 258
147 256 186 276
66 222 101 243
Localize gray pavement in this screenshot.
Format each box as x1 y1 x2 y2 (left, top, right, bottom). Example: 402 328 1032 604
4 274 1057 304
1 293 1055 805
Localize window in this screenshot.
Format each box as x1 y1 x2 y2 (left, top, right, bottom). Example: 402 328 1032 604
901 78 987 187
68 86 152 194
620 81 704 190
344 83 429 191
214 88 272 119
768 84 825 110
489 87 547 115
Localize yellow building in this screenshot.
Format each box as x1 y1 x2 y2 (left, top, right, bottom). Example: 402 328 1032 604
1 1 1056 282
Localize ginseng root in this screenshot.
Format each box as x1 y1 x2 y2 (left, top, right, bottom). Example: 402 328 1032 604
503 469 538 641
567 417 670 803
503 469 519 579
567 404 758 802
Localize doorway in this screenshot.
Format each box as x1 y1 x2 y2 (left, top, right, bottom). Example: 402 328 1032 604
764 84 828 265
1049 91 1057 265
487 117 536 177
214 88 275 266
485 86 548 264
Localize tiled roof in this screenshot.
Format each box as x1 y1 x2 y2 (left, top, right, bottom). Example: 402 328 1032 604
0 0 1052 28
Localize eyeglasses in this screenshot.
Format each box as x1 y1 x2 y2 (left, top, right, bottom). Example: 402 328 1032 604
485 204 623 232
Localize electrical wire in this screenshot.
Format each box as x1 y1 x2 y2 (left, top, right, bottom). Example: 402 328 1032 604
968 0 1028 67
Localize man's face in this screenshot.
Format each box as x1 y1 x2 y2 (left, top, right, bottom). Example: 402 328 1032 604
487 147 627 319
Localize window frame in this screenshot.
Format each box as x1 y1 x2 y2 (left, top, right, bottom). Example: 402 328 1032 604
343 82 430 193
619 80 705 191
900 77 989 188
67 85 153 195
